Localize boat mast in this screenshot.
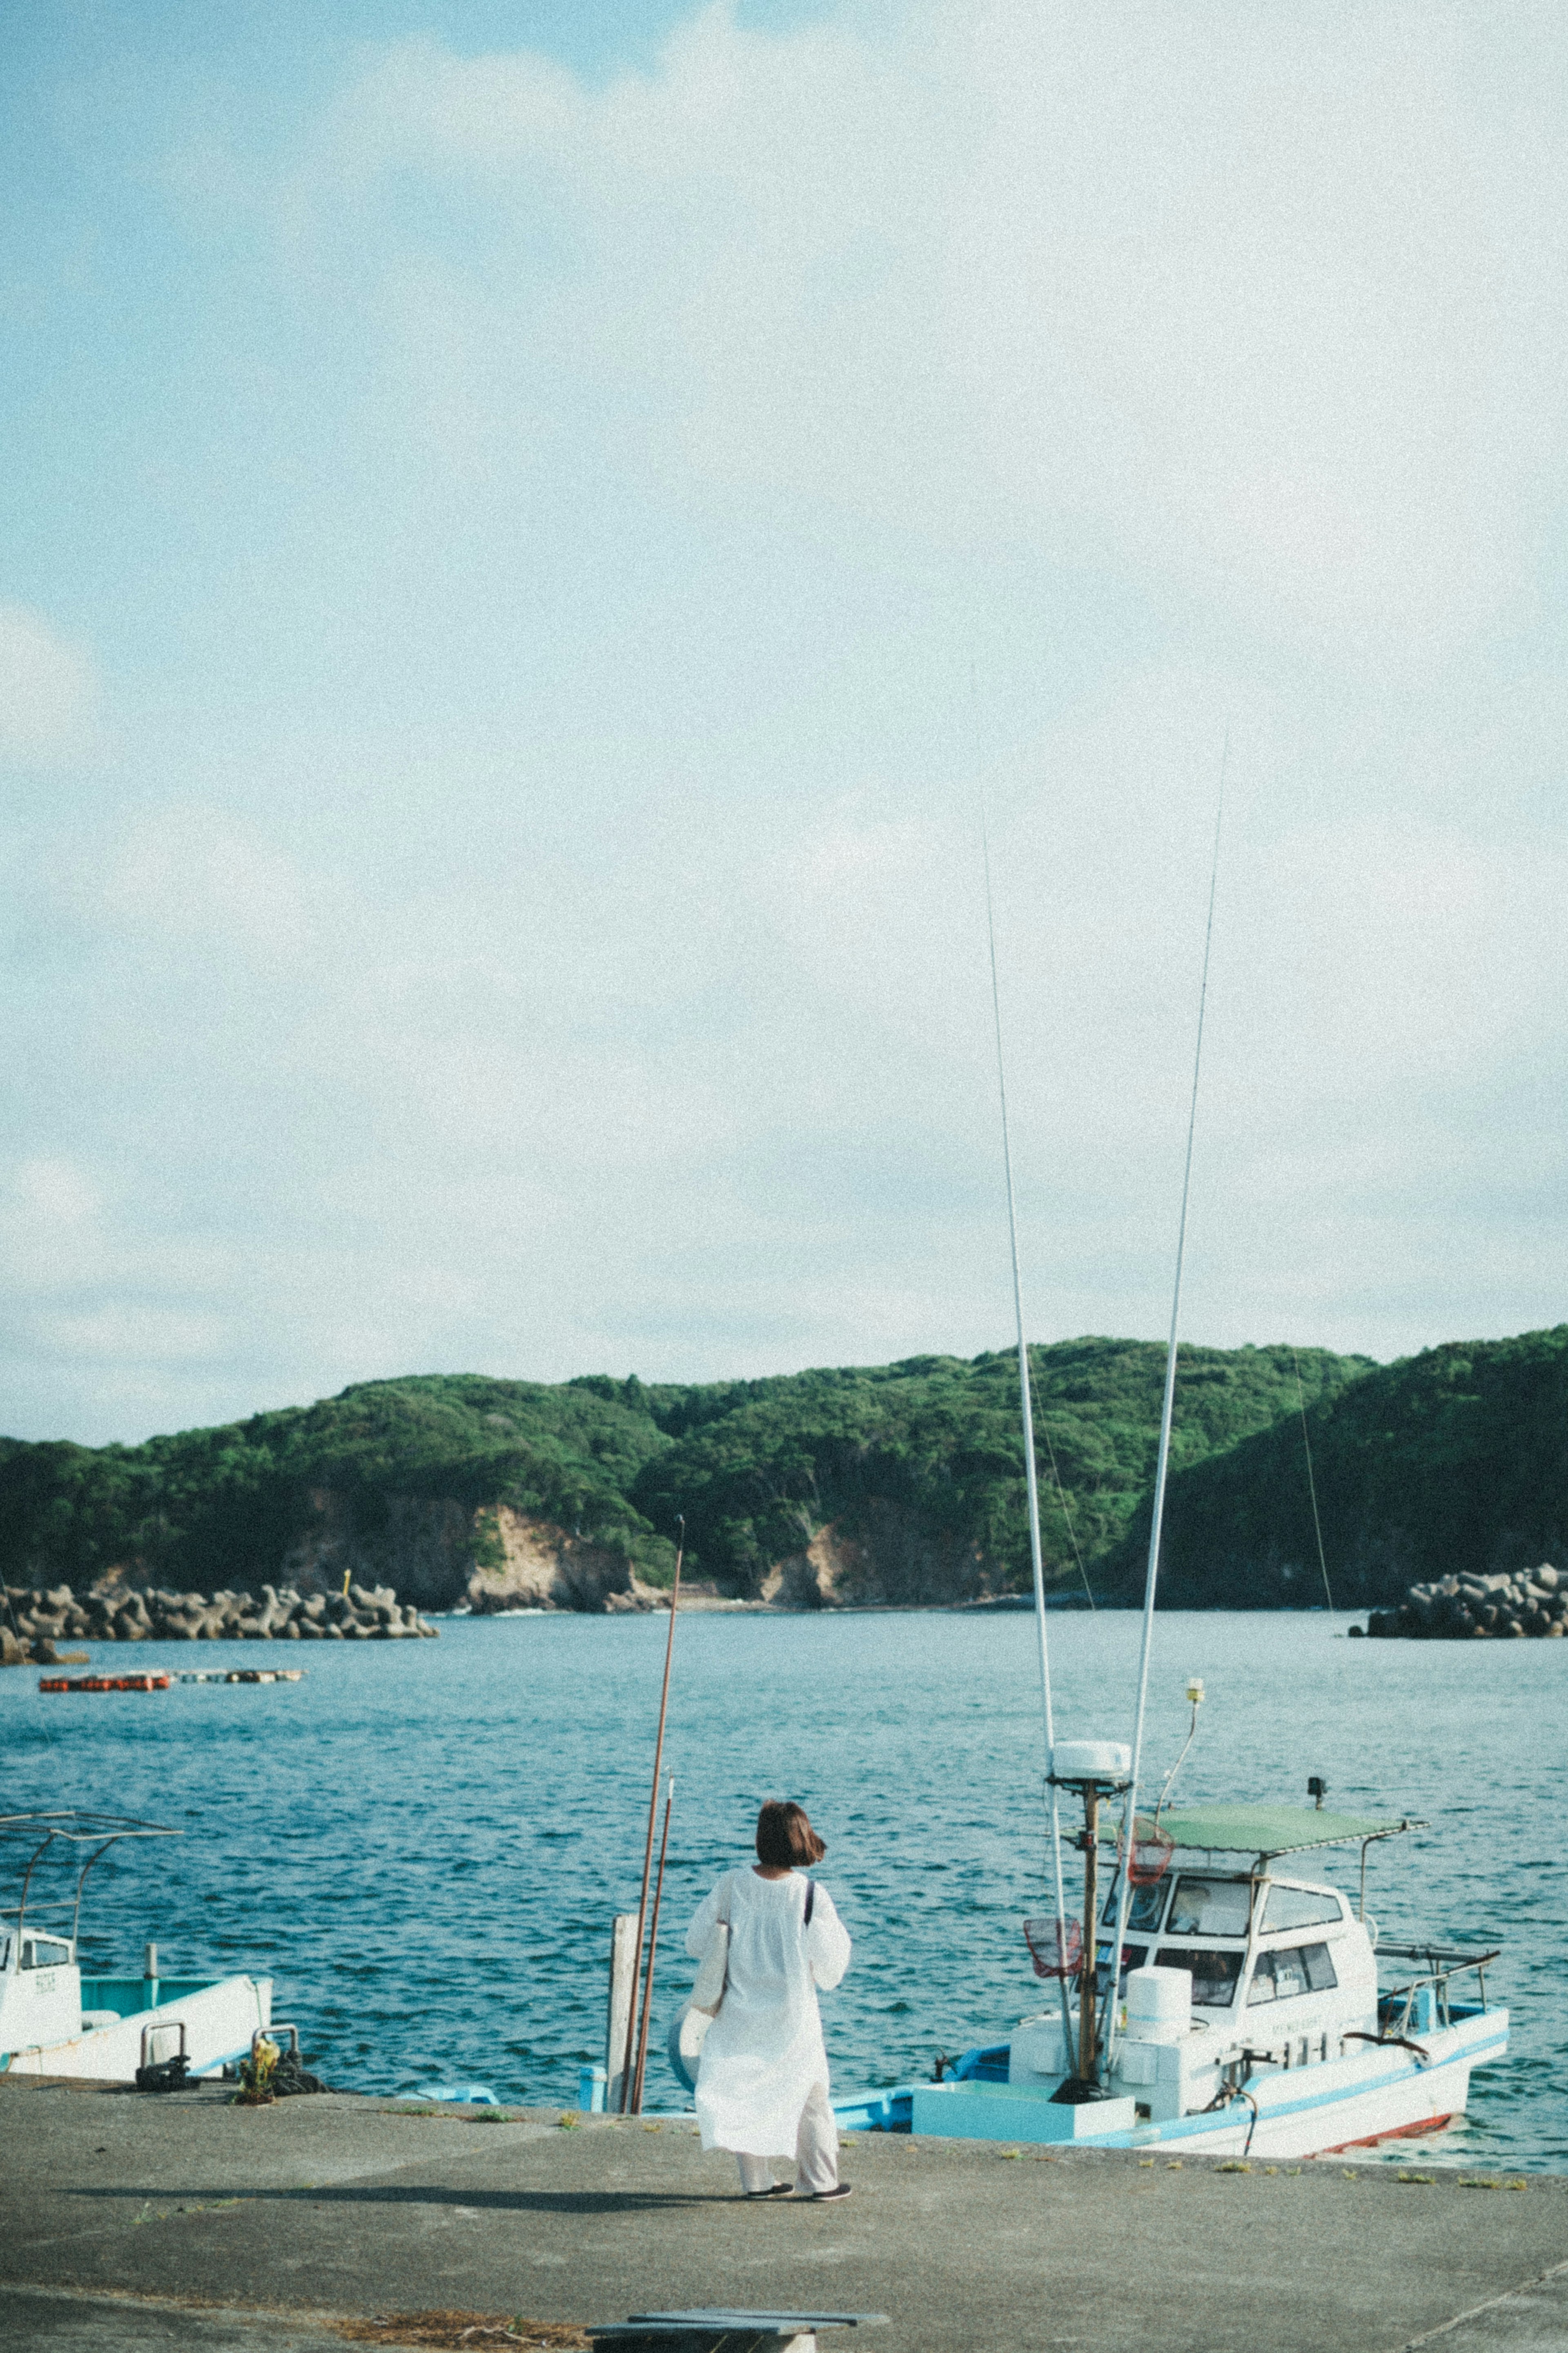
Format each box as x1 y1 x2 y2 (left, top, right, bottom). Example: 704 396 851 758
980 797 1075 2052
1102 747 1225 2084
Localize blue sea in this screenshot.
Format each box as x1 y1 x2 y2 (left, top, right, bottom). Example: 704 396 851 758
3 1610 1563 2170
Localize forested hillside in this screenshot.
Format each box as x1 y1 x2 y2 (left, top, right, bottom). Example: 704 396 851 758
1111 1326 1568 1609
0 1340 1367 1607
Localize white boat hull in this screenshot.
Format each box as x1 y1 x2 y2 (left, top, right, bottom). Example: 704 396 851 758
903 2006 1508 2159
1134 2009 1507 2160
2 1974 272 2082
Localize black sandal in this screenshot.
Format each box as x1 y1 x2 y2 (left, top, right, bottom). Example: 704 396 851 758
745 2181 793 2199
806 2183 853 2201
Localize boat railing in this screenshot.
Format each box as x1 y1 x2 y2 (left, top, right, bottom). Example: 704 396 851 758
0 1812 176 1945
1375 1941 1501 2032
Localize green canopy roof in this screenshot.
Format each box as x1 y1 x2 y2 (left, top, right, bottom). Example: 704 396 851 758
1102 1803 1420 1860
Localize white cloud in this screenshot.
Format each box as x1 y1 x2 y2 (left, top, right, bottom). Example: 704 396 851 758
38 1307 231 1367
324 1 1568 665
0 1159 111 1296
0 604 98 765
86 806 314 963
15 1158 101 1228
4 2 1568 1439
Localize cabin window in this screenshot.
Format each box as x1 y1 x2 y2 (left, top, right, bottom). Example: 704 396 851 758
1167 1877 1252 1938
1247 1942 1339 2005
1094 1941 1148 1996
1263 1885 1344 1933
1100 1878 1169 1935
20 1937 71 1970
1154 1947 1243 2007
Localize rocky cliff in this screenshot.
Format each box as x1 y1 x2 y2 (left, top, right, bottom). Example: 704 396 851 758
757 1499 992 1608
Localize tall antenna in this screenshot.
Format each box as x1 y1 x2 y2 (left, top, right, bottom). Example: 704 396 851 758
1102 734 1227 2081
979 788 1075 2052
1292 1346 1335 1612
1039 1416 1096 1611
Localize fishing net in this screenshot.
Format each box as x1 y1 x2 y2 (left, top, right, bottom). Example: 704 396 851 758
1022 1916 1083 1979
1123 1813 1175 1887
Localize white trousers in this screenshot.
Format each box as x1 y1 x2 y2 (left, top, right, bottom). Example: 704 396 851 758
735 2081 838 2195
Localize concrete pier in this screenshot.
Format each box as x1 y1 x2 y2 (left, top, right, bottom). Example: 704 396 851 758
2 2074 1566 2353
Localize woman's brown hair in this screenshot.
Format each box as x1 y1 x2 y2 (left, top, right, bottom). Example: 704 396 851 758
755 1800 826 1868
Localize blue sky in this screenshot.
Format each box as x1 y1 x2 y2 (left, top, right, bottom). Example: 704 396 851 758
3 0 1567 1443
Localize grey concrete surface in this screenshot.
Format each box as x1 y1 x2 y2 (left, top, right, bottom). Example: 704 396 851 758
0 2284 353 2350
1403 2267 1568 2353
2 2076 1566 2353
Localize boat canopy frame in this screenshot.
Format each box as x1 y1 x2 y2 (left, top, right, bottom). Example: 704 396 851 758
1097 1803 1428 1924
0 1811 177 1950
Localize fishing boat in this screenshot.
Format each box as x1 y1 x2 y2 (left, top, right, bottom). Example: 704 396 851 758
837 1792 1508 2158
0 1812 273 2082
826 781 1509 2159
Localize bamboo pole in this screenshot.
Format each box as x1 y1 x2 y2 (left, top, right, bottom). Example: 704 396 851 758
630 1777 675 2112
617 1519 683 2110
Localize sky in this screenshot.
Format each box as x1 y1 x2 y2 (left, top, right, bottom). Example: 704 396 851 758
2 0 1566 1445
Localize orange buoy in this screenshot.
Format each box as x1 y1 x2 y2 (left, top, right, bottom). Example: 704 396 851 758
39 1673 171 1694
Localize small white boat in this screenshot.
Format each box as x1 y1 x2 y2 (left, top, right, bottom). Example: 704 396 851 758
0 1811 272 2083
887 1799 1507 2159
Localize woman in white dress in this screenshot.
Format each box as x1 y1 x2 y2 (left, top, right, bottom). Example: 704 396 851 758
684 1800 853 2201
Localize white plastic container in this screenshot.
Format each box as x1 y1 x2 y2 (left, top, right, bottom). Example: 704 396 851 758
1051 1739 1131 1784
1010 2011 1074 2083
1123 1965 1191 2045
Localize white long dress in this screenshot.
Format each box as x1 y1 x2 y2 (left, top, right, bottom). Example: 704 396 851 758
684 1867 852 2158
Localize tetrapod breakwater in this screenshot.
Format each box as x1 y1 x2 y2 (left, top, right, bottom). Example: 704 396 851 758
1 1580 438 1664
1359 1561 1568 1639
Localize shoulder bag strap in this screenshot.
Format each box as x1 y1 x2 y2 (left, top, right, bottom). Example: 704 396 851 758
803 1877 815 1926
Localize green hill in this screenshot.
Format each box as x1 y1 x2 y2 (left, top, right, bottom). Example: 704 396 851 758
0 1374 677 1597
0 1340 1369 1604
1109 1326 1568 1610
621 1340 1367 1597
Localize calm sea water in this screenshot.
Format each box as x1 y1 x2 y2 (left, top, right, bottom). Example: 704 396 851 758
3 1611 1563 2170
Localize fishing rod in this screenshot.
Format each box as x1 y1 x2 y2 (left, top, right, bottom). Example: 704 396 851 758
1292 1345 1336 1612
1101 736 1227 2084
618 1516 683 2110
629 1775 675 2113
979 791 1076 2057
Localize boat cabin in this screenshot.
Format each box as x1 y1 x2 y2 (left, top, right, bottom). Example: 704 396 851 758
1094 1853 1379 2121
1107 1861 1375 2020
1012 1802 1418 2118
0 1925 89 2052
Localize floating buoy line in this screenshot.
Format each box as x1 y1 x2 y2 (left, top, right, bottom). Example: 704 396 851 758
38 1668 307 1693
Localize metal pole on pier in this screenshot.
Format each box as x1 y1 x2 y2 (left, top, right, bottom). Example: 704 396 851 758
605 1914 638 2114
618 1519 683 2111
